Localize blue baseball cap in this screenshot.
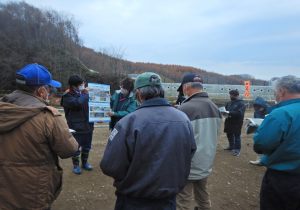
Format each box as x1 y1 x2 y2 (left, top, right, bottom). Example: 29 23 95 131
16 63 61 88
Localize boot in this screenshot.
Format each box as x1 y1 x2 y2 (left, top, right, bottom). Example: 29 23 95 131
81 151 93 171
72 156 81 175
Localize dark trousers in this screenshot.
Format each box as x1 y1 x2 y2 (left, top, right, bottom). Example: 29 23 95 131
260 169 300 210
72 131 93 166
115 195 176 210
226 132 241 150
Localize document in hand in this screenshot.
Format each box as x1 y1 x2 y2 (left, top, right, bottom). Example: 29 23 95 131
219 106 229 117
245 118 264 134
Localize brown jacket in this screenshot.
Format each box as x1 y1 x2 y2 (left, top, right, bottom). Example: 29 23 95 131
0 90 78 210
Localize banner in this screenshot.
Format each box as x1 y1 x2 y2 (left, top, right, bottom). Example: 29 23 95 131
88 83 111 122
244 80 251 98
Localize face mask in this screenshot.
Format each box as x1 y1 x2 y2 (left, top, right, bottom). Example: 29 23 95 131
120 88 129 95
78 85 85 91
230 96 237 101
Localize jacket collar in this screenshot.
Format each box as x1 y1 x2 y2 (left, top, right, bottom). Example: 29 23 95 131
271 98 300 111
137 97 171 110
183 92 208 104
116 90 134 98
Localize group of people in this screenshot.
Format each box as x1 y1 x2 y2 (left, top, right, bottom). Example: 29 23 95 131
0 63 300 210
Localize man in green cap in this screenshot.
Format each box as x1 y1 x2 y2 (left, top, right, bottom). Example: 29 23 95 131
100 72 196 210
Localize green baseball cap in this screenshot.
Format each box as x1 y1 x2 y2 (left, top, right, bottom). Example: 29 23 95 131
134 72 162 89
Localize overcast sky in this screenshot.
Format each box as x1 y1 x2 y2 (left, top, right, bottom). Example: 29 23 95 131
4 0 300 80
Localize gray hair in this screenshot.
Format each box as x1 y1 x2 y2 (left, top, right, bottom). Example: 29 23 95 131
189 82 203 90
275 75 300 94
138 85 165 100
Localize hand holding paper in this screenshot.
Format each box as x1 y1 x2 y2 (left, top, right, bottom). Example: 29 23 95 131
245 118 264 134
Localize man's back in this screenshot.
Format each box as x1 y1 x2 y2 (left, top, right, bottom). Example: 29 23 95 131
101 97 196 199
179 92 222 180
0 91 77 209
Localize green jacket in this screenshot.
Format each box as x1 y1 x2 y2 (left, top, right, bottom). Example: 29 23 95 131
110 90 137 129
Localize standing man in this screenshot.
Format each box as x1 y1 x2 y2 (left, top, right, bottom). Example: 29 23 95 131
176 73 222 210
224 89 246 156
0 63 78 210
61 75 94 174
100 72 196 210
254 76 300 210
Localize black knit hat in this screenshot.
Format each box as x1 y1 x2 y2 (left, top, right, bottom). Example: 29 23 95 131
229 89 239 96
68 75 84 86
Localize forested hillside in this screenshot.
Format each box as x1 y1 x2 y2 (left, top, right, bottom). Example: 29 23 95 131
0 2 267 91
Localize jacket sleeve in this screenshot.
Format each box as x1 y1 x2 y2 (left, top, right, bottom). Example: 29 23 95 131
114 98 137 118
46 111 79 158
100 121 131 181
253 113 284 154
62 93 88 109
188 121 197 156
229 102 245 119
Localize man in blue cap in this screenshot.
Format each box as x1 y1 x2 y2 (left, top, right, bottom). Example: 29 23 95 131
0 63 78 210
101 72 196 210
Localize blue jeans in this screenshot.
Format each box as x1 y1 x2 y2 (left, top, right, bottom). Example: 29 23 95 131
226 132 241 150
115 195 176 210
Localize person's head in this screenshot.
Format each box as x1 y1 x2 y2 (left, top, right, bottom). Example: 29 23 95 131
68 75 85 91
120 77 134 96
134 72 164 103
274 75 300 103
253 97 268 112
229 89 239 101
16 63 61 102
180 73 203 97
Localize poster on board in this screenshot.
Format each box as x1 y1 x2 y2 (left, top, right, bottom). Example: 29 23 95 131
88 83 111 122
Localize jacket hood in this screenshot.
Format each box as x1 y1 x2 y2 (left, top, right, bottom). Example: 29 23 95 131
0 102 43 134
254 97 269 108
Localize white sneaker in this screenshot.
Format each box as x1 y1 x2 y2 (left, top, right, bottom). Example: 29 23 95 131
249 160 262 166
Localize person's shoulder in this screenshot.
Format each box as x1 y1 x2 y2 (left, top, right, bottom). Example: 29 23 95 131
44 106 62 116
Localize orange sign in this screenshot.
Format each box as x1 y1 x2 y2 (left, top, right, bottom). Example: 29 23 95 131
244 81 251 98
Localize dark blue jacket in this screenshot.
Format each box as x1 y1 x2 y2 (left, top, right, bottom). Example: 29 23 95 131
100 97 196 199
61 90 93 133
224 98 246 133
253 97 270 119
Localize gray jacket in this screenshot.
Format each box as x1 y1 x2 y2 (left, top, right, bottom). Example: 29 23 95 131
179 92 222 180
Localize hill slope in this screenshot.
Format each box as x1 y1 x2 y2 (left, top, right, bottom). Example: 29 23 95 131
0 2 267 91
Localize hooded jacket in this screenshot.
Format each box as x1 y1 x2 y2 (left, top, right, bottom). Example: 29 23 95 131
0 90 78 210
253 97 270 119
179 92 222 180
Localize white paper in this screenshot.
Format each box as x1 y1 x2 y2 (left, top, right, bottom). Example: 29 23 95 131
69 129 76 133
219 106 229 114
245 118 264 134
245 118 264 127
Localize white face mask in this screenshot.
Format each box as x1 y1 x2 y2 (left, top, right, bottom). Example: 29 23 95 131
120 88 129 95
78 85 85 91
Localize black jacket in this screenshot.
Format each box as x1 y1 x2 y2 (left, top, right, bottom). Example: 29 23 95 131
224 99 246 133
61 90 93 133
